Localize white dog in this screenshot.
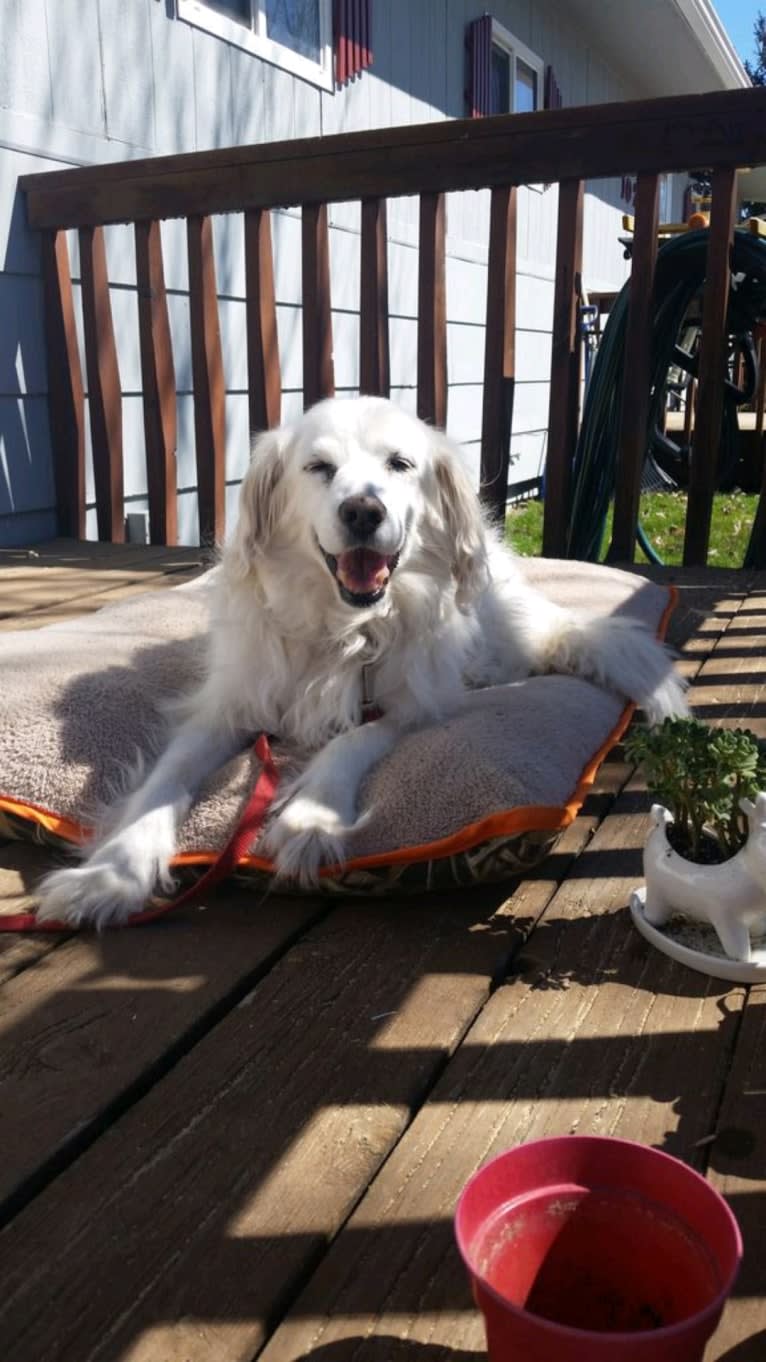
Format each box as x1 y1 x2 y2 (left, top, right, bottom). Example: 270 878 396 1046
38 396 686 926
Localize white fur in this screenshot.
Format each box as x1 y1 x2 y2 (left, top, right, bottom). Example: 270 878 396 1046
38 396 687 925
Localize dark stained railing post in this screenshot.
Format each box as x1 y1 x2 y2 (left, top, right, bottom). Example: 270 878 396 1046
746 328 766 568
542 178 584 558
135 220 178 546
302 203 335 410
79 224 124 542
360 197 390 398
417 192 447 429
187 214 226 546
683 376 696 451
40 229 85 539
755 331 766 449
245 208 282 434
608 173 660 562
683 166 738 567
481 185 517 523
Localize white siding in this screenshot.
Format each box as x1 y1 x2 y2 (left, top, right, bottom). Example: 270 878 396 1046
0 0 668 544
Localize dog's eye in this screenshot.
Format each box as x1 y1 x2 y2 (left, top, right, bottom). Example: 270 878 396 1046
387 454 414 473
305 460 336 480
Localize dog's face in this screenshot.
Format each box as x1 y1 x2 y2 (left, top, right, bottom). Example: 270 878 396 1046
286 398 432 607
229 397 487 612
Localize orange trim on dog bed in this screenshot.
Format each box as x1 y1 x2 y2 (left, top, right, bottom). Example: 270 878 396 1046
0 795 86 843
175 698 639 878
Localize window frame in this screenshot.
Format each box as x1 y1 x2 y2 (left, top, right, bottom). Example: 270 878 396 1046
177 0 334 92
489 18 544 116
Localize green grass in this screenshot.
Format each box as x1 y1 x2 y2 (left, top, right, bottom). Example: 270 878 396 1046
505 491 759 567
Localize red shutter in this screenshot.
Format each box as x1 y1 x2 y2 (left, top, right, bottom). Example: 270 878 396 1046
544 64 562 109
466 15 492 118
334 0 372 86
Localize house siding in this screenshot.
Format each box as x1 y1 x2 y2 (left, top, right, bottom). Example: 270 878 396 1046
1 0 657 545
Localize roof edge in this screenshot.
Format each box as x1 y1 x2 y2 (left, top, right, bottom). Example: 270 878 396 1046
672 0 752 88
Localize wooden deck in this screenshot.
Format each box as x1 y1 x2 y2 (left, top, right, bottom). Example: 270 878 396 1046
0 543 765 1362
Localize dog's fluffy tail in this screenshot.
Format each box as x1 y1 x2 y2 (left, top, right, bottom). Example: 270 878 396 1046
539 612 688 723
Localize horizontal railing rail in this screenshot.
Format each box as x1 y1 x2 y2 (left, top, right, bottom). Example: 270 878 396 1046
21 88 766 227
19 85 766 566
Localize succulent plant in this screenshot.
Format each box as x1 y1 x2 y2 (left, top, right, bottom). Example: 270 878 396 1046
625 717 766 862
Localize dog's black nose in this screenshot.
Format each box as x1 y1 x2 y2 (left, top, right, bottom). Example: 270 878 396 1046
338 494 386 538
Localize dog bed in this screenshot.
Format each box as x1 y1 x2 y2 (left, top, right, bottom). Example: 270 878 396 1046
0 560 675 911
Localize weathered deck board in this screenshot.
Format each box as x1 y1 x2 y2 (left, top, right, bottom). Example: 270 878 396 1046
0 541 199 569
0 890 323 1219
677 579 766 1356
704 985 766 1360
0 545 765 1362
0 750 635 1362
257 790 746 1362
258 569 766 1362
0 845 67 984
0 542 201 621
689 594 766 732
0 892 530 1362
699 584 766 1360
0 569 206 632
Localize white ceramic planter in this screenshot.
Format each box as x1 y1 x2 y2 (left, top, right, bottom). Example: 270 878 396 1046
629 793 766 982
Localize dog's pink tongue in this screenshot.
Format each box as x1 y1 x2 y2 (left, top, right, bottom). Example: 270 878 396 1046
337 547 390 594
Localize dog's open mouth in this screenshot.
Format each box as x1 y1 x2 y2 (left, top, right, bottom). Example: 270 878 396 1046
320 545 399 607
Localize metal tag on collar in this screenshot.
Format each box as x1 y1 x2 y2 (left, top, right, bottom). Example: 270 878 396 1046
360 662 382 723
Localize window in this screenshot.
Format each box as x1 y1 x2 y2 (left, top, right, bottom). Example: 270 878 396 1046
490 45 510 115
514 59 537 114
658 174 670 223
488 19 543 115
466 15 547 119
178 0 333 90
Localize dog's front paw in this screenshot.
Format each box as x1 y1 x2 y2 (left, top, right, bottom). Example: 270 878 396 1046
36 860 152 928
262 796 346 887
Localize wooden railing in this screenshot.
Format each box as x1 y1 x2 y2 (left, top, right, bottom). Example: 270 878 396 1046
20 86 766 565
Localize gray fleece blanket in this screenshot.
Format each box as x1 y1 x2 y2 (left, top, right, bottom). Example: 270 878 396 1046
0 560 672 867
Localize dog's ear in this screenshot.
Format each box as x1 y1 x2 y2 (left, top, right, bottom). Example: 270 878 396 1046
431 432 488 610
227 425 291 576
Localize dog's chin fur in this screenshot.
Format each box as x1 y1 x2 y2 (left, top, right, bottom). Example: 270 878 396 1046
205 520 461 752
36 396 688 925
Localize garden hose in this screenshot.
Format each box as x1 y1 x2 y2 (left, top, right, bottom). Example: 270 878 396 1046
565 230 766 566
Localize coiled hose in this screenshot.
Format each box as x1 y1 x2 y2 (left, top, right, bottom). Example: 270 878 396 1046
565 229 766 566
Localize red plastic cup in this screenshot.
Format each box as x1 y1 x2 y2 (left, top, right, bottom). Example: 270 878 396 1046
455 1136 742 1362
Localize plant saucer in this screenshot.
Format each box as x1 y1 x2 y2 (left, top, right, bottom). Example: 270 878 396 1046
629 887 766 984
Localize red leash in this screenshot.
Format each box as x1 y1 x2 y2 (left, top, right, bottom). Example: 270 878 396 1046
0 733 279 932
